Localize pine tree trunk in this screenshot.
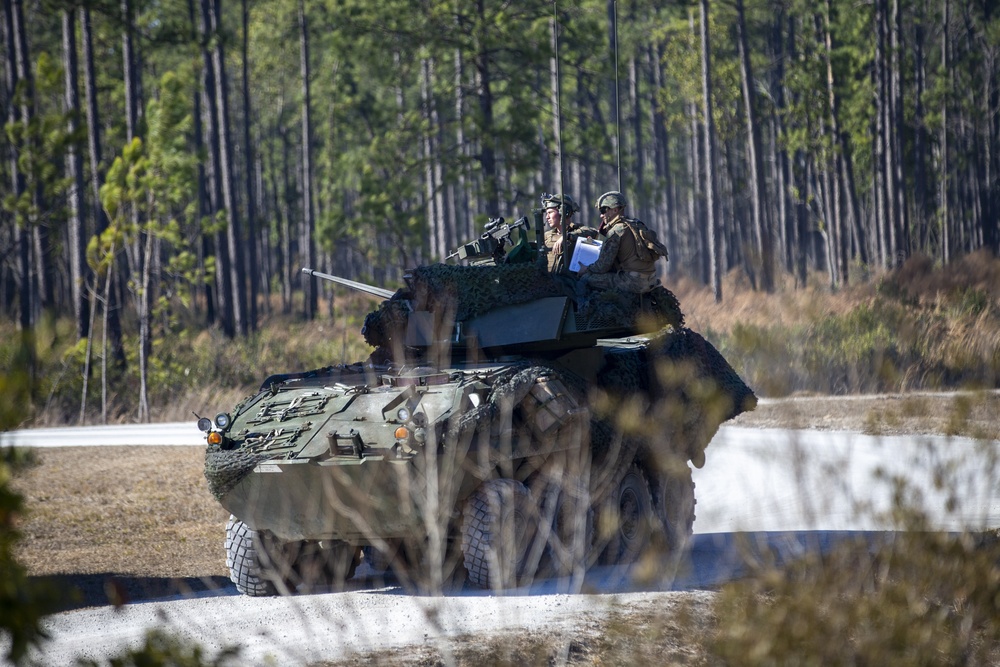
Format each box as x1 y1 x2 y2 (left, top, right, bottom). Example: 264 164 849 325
873 0 888 267
913 0 930 253
198 0 233 335
453 48 470 241
822 0 849 283
607 0 620 189
629 56 643 209
63 10 90 340
891 0 909 257
941 0 950 264
984 26 999 254
298 0 317 318
121 0 140 141
771 12 792 274
80 8 108 238
421 57 440 260
877 0 898 265
186 0 214 323
211 0 248 334
242 0 258 329
473 0 499 215
650 45 676 276
4 0 31 333
736 0 773 291
699 0 721 302
280 126 293 314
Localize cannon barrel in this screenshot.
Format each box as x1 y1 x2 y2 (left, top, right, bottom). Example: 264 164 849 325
301 268 396 300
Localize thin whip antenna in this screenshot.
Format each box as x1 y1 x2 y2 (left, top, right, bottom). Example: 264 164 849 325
613 0 622 192
552 0 565 200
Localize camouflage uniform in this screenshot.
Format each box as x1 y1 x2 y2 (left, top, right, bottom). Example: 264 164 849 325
581 191 666 294
544 222 597 272
541 193 596 272
582 215 660 293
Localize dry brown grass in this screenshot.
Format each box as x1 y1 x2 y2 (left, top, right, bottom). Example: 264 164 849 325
670 268 876 335
11 446 228 579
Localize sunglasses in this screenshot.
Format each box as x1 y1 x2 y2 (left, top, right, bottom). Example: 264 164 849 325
600 207 610 214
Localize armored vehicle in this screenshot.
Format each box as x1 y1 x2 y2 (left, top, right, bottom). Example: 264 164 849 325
201 208 755 595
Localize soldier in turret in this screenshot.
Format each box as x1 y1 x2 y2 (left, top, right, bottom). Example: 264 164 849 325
541 193 595 272
577 191 668 293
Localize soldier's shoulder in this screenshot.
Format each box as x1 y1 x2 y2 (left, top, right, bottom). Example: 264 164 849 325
609 220 632 235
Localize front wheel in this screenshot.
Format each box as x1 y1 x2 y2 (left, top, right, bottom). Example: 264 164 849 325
225 516 359 596
225 515 282 596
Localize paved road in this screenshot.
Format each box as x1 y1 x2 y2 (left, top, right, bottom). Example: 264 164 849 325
0 421 205 447
4 421 996 533
4 422 999 665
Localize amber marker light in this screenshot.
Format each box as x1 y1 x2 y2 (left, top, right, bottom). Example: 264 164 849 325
394 426 409 440
207 431 223 446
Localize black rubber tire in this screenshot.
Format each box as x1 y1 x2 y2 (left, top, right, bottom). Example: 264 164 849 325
598 463 656 565
651 464 696 553
225 515 279 596
462 479 537 590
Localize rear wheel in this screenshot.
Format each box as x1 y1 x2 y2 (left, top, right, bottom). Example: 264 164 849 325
462 479 538 590
597 463 656 565
651 464 696 554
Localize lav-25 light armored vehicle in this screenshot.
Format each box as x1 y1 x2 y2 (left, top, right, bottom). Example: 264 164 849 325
201 208 756 595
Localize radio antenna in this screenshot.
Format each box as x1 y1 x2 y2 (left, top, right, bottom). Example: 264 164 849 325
551 1 565 201
613 0 622 192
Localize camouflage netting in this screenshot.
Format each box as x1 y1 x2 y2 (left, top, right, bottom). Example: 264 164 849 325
648 327 757 419
443 361 546 446
408 263 571 320
576 285 684 332
590 326 757 465
361 261 685 351
205 444 272 501
363 263 570 349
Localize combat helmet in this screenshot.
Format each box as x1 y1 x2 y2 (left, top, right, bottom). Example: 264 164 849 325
541 193 579 215
596 191 627 210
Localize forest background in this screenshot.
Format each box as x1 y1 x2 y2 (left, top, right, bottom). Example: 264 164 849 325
2 0 1000 426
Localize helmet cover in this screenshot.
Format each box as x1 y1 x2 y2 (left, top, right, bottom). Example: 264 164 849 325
596 191 627 210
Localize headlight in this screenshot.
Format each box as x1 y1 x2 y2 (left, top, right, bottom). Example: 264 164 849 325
215 412 231 429
396 407 411 422
197 417 213 432
394 426 409 440
207 431 223 446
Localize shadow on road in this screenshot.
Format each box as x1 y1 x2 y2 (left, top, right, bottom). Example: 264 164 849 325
681 530 897 588
36 530 900 610
35 574 235 611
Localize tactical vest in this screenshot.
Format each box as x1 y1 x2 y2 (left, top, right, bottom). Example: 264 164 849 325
621 218 669 263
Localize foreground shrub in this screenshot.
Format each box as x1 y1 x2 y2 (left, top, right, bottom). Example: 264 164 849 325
712 529 1000 665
